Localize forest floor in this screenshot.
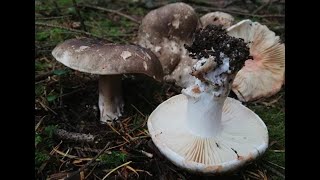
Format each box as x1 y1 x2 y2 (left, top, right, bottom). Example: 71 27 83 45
35 0 285 179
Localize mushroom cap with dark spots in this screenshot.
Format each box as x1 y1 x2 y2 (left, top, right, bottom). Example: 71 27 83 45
138 2 199 44
137 3 199 75
52 38 164 81
200 12 234 29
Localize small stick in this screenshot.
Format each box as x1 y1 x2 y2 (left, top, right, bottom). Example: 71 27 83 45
35 115 47 131
107 123 130 143
54 129 95 143
35 22 112 41
36 99 58 115
194 6 284 18
79 4 140 24
65 142 111 180
264 160 285 170
140 150 153 158
102 161 132 180
85 163 98 179
38 141 63 174
106 142 128 151
260 163 285 179
130 104 146 118
35 15 72 20
271 149 285 153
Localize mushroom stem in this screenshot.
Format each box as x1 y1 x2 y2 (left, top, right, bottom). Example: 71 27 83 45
98 75 124 123
182 53 234 137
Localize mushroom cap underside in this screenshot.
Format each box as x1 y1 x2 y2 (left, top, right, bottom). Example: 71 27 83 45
227 20 285 102
148 94 268 174
52 38 164 81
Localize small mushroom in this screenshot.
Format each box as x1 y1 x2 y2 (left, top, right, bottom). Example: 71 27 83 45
52 38 163 123
137 2 199 87
227 20 285 102
147 25 268 174
200 12 234 29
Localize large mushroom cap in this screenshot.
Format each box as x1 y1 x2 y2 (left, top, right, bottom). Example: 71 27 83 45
137 2 199 74
227 20 285 102
200 12 234 29
52 38 163 81
138 2 198 44
148 94 268 174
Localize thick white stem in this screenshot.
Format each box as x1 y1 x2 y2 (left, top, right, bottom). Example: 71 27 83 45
98 75 124 123
182 53 234 137
185 92 226 137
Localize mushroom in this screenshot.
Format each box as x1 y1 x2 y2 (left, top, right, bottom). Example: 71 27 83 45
227 20 285 102
137 2 199 87
52 38 163 123
147 25 268 174
200 12 234 29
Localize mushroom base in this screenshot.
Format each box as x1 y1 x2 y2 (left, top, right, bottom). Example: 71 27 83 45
147 94 268 174
98 75 124 123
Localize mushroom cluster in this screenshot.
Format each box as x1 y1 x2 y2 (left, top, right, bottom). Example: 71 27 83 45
50 1 283 175
137 2 285 102
147 24 269 174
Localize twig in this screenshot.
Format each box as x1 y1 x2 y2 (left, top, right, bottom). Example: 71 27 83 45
38 141 63 174
53 147 79 159
271 149 285 153
72 0 87 31
85 163 98 179
126 165 139 177
35 15 72 20
130 104 146 118
65 142 111 180
126 145 153 158
102 161 132 180
36 99 58 115
35 115 47 131
135 169 152 176
106 142 128 151
194 5 284 18
264 160 285 170
35 22 112 41
260 163 285 179
138 94 155 108
79 4 140 24
107 123 130 143
140 150 153 158
93 173 102 180
59 88 86 98
54 129 95 143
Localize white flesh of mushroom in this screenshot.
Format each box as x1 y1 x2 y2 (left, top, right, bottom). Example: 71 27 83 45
98 75 124 123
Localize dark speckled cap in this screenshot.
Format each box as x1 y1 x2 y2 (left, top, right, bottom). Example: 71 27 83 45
52 38 164 81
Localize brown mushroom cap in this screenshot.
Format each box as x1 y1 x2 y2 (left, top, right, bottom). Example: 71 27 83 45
138 2 198 43
137 2 199 74
200 12 234 29
52 38 164 81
